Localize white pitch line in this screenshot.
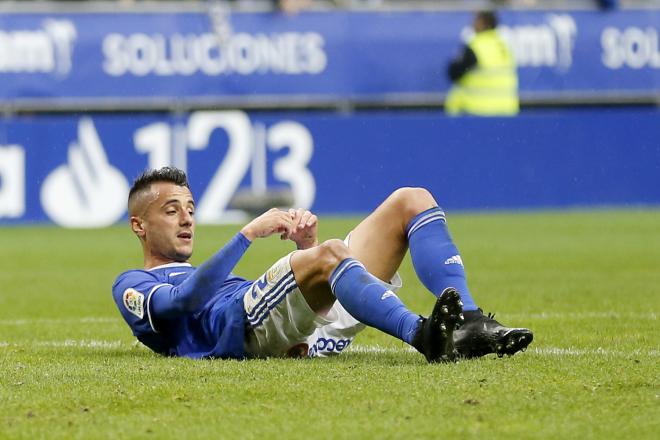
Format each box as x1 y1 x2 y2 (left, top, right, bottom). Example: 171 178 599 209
346 345 659 357
0 339 123 349
503 312 657 320
0 317 116 325
35 340 123 348
347 345 415 354
533 347 660 357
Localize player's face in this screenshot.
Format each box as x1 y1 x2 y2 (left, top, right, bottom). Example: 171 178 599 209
142 182 196 263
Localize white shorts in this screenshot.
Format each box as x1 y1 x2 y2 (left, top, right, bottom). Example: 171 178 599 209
243 236 403 359
243 252 335 358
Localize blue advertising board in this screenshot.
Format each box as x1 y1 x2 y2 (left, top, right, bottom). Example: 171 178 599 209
1 108 658 226
0 9 658 105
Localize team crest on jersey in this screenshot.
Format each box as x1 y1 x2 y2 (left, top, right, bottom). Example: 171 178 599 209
123 288 145 319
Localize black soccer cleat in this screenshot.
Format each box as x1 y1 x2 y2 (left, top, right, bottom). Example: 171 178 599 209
453 309 533 359
411 287 465 363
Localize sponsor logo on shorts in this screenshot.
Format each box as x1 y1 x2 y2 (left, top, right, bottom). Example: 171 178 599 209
266 264 285 284
308 337 353 357
122 288 144 319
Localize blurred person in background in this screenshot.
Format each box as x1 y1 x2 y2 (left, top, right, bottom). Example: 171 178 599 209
598 0 619 10
230 0 312 13
445 10 519 116
277 0 311 14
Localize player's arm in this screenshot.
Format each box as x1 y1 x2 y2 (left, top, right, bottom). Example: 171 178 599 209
151 209 296 318
447 45 477 82
151 232 251 318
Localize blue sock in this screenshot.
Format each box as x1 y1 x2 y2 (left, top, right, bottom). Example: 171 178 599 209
329 259 421 345
407 207 478 311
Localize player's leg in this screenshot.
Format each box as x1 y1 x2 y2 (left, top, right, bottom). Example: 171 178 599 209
289 240 419 346
306 187 473 357
243 241 457 361
349 187 533 358
348 187 477 311
290 240 463 363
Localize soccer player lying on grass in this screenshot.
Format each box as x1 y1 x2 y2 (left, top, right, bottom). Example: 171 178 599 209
113 167 533 362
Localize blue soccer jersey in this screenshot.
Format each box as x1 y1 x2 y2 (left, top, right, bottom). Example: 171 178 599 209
113 264 253 358
112 233 254 359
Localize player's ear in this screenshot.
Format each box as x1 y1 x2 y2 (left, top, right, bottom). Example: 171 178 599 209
130 216 146 239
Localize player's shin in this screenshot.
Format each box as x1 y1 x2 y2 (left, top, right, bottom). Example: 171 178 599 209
407 207 478 311
329 258 420 345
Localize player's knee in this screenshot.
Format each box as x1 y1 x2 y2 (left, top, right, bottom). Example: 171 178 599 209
317 239 350 276
390 187 437 221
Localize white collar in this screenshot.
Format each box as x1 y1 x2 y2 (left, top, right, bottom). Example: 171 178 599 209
147 262 192 271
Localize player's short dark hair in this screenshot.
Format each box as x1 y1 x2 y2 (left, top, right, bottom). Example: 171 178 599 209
128 166 190 204
476 10 498 29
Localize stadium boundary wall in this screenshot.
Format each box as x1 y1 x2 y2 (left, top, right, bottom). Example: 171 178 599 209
0 108 658 226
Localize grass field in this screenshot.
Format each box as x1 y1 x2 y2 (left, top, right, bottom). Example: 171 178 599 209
1 209 658 439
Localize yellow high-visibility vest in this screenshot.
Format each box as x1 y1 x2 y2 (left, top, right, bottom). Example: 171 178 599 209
446 29 519 116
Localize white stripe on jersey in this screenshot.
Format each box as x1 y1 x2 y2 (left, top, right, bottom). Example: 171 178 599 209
146 283 171 333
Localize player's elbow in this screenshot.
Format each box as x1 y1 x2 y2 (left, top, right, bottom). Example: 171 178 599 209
151 286 200 318
169 287 203 313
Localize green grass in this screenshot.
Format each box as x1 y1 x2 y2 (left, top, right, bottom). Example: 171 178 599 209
1 210 659 439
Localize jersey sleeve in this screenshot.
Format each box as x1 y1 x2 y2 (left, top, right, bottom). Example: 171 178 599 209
112 270 174 336
148 232 251 319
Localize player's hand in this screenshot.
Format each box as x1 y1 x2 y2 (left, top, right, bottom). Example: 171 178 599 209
286 208 318 250
240 208 295 241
